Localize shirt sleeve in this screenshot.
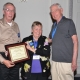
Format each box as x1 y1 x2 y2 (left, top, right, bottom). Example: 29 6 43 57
17 28 21 42
69 19 77 36
16 23 21 42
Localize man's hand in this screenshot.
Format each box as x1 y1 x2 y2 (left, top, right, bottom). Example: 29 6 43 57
48 38 52 43
5 51 8 56
3 60 15 68
71 60 77 72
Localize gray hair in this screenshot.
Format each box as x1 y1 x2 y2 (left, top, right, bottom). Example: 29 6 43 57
3 2 16 12
31 21 42 29
50 3 62 9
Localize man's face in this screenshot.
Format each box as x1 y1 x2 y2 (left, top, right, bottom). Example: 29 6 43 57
50 5 63 21
3 4 15 22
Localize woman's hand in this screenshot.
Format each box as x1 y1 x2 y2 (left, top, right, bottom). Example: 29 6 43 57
26 42 36 53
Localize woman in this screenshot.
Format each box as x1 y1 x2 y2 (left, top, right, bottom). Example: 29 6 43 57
21 21 50 80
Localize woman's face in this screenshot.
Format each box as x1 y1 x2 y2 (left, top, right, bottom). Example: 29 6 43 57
32 25 42 39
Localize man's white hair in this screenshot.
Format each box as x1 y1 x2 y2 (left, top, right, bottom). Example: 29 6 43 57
50 3 62 9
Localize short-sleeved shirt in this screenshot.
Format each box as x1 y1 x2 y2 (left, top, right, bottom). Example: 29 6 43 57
0 18 21 52
49 16 77 63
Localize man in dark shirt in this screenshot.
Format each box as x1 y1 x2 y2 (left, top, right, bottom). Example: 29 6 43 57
48 3 78 80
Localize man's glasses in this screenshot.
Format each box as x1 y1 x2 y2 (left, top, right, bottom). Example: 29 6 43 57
4 8 15 12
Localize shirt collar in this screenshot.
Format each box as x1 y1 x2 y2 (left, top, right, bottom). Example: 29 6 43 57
1 18 15 26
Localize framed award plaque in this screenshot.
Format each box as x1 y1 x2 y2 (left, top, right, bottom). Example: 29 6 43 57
5 43 29 63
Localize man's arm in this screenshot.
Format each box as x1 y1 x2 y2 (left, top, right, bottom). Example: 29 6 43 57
0 54 15 68
71 35 78 71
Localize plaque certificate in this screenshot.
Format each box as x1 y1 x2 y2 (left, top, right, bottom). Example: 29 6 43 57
5 43 29 63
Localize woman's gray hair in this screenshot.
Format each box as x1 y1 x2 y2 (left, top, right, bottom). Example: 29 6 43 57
31 21 42 29
50 3 62 9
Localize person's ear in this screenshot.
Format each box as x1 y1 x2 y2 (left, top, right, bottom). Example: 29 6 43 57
3 10 5 15
61 8 63 14
31 29 33 34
